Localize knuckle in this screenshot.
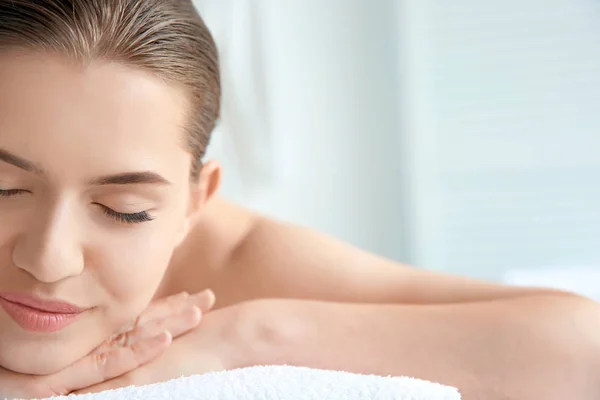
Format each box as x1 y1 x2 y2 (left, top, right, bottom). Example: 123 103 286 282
112 319 136 338
121 331 132 347
104 335 118 349
91 351 110 372
106 331 129 349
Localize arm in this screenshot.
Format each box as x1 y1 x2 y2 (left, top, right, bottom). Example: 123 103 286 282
211 204 599 398
237 295 600 400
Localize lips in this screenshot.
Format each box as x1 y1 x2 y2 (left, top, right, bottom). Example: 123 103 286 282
0 292 89 333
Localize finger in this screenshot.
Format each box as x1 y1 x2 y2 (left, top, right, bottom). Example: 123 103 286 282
95 304 203 356
137 291 191 325
49 331 172 395
137 289 215 326
137 289 215 325
114 305 201 346
92 292 191 355
93 290 214 355
190 289 216 313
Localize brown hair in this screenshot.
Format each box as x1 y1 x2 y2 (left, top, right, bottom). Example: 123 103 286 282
0 0 220 179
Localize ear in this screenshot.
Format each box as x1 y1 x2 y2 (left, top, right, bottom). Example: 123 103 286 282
174 161 221 248
188 160 221 218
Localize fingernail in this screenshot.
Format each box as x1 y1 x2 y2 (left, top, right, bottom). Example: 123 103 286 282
191 289 216 307
182 305 202 325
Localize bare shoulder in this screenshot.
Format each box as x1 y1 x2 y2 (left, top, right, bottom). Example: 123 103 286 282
165 198 405 305
159 197 256 301
167 198 571 307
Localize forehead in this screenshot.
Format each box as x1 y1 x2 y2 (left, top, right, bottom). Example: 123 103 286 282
0 51 191 182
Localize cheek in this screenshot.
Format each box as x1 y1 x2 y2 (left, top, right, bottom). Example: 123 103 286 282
0 210 25 276
0 208 21 243
90 219 185 319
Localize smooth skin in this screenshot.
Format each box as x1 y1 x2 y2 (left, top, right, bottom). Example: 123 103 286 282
0 51 599 400
0 290 215 398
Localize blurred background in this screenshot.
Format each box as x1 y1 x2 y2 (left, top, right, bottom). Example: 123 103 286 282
194 1 600 297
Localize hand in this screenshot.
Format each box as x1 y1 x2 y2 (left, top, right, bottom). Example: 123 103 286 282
71 301 250 394
0 289 216 399
95 290 216 354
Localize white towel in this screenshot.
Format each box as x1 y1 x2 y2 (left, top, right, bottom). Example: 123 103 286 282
47 366 461 400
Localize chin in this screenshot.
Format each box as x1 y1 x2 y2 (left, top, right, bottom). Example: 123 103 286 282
0 307 129 375
0 331 95 375
0 343 82 375
0 309 138 375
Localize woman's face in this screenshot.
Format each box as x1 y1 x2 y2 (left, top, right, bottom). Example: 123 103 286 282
0 52 200 374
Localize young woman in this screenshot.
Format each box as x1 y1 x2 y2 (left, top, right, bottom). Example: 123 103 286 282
0 1 598 399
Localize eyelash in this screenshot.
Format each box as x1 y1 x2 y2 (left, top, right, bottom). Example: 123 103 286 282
0 189 29 198
94 204 154 225
0 190 153 225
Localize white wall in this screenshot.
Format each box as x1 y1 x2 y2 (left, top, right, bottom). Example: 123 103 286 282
199 0 407 262
399 0 600 279
196 1 600 284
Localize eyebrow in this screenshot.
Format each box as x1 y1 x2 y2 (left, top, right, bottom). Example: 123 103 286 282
0 148 45 175
0 147 170 186
90 172 171 186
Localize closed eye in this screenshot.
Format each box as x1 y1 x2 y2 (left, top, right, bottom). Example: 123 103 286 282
0 188 30 198
93 203 154 224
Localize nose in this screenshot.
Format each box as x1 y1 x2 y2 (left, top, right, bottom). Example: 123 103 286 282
12 199 84 283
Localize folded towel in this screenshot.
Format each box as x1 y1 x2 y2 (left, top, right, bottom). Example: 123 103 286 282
47 366 461 400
